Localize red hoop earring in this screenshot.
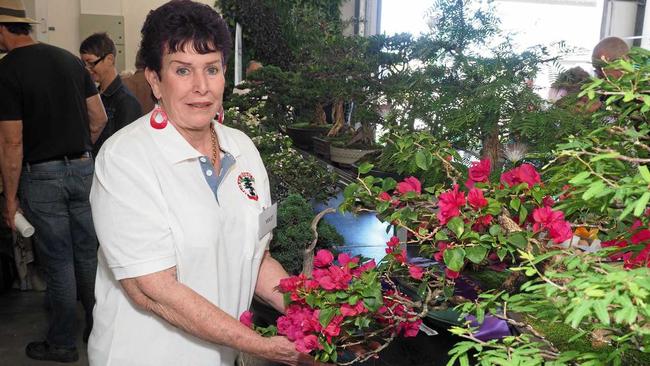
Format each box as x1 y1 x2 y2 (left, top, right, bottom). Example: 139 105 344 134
150 105 168 129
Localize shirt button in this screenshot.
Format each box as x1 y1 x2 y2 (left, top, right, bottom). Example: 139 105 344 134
206 169 213 176
199 157 207 163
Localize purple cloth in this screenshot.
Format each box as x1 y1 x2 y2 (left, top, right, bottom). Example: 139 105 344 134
466 315 512 341
409 257 512 340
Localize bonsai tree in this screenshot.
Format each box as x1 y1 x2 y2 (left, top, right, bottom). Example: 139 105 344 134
270 194 343 275
377 0 591 170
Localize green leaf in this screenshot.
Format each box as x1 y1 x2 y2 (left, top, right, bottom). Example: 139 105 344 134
569 171 591 185
582 181 605 200
465 246 488 264
443 247 466 272
531 188 544 204
593 300 610 325
587 89 595 100
343 183 359 198
507 232 528 249
447 216 465 238
415 150 428 170
489 225 501 236
435 231 449 241
634 192 650 217
623 91 634 102
510 198 521 211
497 247 507 261
619 201 636 221
590 152 620 162
357 162 374 175
519 205 528 224
639 165 650 183
382 178 397 191
319 307 336 328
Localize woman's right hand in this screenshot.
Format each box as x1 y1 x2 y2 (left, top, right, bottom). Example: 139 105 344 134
262 336 334 366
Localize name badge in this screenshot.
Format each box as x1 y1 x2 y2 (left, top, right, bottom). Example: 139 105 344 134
258 203 277 239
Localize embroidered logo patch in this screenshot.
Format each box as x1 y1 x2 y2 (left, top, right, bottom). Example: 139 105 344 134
237 172 258 201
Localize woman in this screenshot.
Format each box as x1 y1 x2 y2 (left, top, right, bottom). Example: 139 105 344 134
89 1 323 365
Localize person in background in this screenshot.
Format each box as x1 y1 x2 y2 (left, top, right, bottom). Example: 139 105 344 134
80 32 142 156
0 0 107 362
122 49 156 116
592 36 630 79
88 1 328 365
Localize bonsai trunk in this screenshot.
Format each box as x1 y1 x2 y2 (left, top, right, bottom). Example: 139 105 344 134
314 103 327 125
481 126 501 168
327 99 345 137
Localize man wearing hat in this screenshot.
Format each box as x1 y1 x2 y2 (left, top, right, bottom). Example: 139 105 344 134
0 0 107 362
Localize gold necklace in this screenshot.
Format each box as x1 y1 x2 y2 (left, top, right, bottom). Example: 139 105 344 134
210 123 219 167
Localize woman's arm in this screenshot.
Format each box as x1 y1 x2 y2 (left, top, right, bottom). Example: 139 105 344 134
254 251 291 313
120 266 314 365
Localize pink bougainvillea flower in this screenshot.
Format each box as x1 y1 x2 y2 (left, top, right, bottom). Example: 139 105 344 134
340 301 367 317
340 303 357 317
445 268 460 279
393 248 408 264
467 188 488 210
472 214 493 232
433 242 448 262
437 185 466 225
323 315 344 342
327 265 353 290
542 195 555 207
387 236 400 248
517 164 541 187
408 265 425 280
312 268 337 291
532 206 573 244
397 319 422 337
358 259 376 273
313 249 334 268
337 253 359 268
352 259 376 277
378 192 392 201
548 220 573 244
295 334 320 353
465 158 491 188
278 276 300 293
532 206 565 232
397 176 422 195
631 228 650 244
602 239 631 261
239 310 254 328
500 163 541 189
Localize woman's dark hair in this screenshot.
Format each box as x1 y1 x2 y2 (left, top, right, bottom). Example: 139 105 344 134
3 23 31 35
80 32 116 57
139 0 232 76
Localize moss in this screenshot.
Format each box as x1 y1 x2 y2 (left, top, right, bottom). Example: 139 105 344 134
270 194 344 274
525 317 650 365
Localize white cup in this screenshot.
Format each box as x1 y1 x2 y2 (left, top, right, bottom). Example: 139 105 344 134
15 212 35 237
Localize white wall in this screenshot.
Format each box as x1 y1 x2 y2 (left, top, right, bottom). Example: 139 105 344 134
46 0 81 55
25 0 214 69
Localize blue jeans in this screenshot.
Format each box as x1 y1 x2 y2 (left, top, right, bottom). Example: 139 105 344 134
19 157 98 348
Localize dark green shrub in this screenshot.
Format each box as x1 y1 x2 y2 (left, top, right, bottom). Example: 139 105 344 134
270 194 343 275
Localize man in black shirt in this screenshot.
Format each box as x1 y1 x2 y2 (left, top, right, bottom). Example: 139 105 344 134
80 32 141 156
0 1 107 362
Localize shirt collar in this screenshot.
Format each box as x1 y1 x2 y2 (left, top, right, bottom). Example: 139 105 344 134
147 112 242 164
214 121 242 158
102 75 122 97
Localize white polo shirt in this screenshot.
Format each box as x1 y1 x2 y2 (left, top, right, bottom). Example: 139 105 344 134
88 113 272 366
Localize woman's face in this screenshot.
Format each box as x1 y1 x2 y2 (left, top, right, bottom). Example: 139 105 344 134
146 46 225 131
